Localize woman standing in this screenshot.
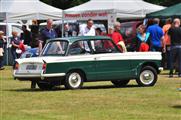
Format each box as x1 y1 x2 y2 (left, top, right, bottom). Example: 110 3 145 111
136 25 150 52
11 31 22 64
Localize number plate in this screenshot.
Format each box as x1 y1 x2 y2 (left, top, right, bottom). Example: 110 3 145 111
26 64 37 70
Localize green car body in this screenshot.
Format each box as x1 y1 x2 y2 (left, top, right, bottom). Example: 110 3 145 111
13 36 162 90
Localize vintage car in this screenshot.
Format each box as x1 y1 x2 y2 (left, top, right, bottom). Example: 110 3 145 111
13 36 162 90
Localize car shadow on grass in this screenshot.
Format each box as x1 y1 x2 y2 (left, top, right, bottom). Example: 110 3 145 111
5 84 142 92
4 87 66 92
82 84 140 90
172 105 181 109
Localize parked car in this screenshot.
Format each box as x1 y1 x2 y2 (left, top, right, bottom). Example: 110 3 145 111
20 47 39 58
120 21 142 51
0 22 22 37
13 36 162 90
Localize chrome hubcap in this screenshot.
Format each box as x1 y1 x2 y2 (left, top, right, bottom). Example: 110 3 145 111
140 70 154 85
69 73 81 88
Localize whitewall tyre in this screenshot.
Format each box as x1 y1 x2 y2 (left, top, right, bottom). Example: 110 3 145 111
65 71 84 89
136 66 157 86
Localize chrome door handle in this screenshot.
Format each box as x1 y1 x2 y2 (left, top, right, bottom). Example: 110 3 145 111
94 57 100 60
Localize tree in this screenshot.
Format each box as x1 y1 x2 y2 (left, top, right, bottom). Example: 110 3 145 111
40 0 180 9
40 0 89 10
144 0 181 6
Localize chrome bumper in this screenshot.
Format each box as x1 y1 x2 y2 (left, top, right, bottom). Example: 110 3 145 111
13 70 66 80
158 67 164 71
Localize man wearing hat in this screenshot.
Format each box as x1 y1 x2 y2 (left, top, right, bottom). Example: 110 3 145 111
0 31 5 70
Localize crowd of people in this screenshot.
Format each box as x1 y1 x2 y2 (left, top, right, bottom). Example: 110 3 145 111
0 18 180 77
138 18 181 77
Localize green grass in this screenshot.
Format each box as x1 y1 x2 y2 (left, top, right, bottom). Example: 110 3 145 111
0 67 181 120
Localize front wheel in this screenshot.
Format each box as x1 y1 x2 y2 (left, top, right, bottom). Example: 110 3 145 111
111 80 130 87
64 71 84 90
136 66 157 86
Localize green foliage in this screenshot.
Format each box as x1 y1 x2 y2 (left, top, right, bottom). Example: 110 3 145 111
71 0 89 6
144 0 181 6
40 0 180 9
40 0 89 10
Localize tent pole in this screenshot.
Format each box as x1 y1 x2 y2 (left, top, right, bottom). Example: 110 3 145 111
62 11 64 38
5 13 9 65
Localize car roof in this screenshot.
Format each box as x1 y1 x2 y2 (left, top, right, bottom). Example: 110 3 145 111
47 36 112 44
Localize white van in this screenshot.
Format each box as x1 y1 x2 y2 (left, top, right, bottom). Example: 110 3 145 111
0 22 22 38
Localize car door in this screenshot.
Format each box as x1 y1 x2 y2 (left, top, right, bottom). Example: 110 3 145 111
90 39 133 81
68 40 97 80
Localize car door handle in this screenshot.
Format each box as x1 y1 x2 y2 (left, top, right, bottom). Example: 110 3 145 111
94 57 100 60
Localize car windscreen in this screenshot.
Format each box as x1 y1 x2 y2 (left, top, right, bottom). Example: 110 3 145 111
42 40 68 56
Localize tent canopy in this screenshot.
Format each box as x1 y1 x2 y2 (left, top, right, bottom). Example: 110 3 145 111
146 3 181 18
0 0 62 20
64 0 165 20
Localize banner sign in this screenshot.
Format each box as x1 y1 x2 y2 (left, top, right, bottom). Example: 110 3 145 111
64 11 108 20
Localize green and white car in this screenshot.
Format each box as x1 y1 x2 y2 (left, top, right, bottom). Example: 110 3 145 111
13 36 163 90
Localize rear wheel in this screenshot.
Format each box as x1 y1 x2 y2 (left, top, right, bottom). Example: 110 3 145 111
111 80 130 87
64 71 84 90
136 66 157 86
37 81 54 90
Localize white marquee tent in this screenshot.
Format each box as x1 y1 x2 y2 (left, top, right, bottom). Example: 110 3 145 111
0 0 63 65
65 0 165 27
0 0 62 20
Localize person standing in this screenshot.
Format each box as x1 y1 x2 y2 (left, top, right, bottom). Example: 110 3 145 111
112 22 127 52
0 31 5 70
95 27 104 36
168 18 181 77
147 18 164 52
20 25 32 46
63 23 73 37
40 19 57 49
79 19 95 51
136 25 150 52
107 27 113 38
11 31 22 64
79 19 95 36
162 18 172 69
30 19 39 48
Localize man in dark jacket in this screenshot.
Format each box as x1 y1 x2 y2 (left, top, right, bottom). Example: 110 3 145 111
20 25 32 46
40 19 57 48
168 18 181 77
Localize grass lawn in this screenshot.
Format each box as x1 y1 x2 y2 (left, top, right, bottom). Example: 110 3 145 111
0 67 181 120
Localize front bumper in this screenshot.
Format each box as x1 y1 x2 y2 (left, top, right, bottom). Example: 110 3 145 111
158 67 164 73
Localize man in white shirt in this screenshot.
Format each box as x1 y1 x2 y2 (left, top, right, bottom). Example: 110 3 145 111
79 19 96 36
79 19 96 51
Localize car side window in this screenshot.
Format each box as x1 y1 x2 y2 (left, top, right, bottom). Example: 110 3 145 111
91 40 118 54
68 40 91 55
42 41 68 56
